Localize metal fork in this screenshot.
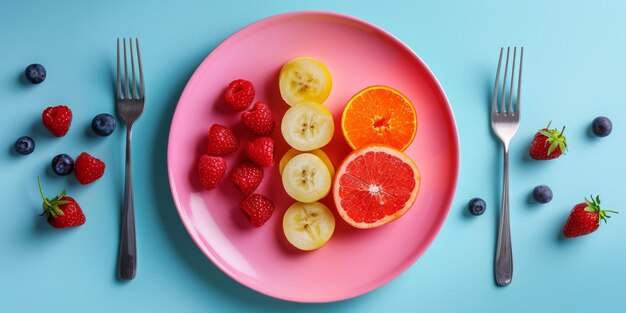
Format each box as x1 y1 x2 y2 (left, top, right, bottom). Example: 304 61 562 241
491 47 523 286
116 38 145 280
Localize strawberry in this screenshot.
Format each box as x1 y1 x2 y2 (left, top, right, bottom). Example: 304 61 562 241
529 122 567 160
37 177 85 228
241 101 274 136
563 195 618 238
230 161 264 195
245 137 275 167
42 105 72 137
207 124 239 156
224 79 255 111
74 152 105 185
240 193 274 227
198 155 226 190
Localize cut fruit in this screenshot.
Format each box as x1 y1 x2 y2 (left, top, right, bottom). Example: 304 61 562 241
342 86 417 151
279 148 335 177
282 153 331 203
333 144 420 229
281 101 334 151
283 201 335 251
279 57 332 106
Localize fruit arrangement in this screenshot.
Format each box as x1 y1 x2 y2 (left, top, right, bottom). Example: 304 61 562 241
195 78 277 228
467 117 618 238
15 64 114 229
197 56 422 251
198 52 619 253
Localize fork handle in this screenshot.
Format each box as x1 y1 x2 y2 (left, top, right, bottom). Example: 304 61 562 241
118 127 137 280
495 145 513 286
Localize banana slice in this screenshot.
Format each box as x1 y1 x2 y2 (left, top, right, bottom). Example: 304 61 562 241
283 201 335 251
281 101 335 151
279 148 335 177
279 57 332 106
282 153 331 203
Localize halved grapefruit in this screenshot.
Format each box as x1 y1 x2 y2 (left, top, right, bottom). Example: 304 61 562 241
333 144 420 229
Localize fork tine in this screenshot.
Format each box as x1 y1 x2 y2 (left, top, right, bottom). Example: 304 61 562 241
491 47 504 115
117 39 121 99
516 47 524 115
508 47 517 114
129 38 138 99
135 38 144 99
123 39 130 99
500 47 510 114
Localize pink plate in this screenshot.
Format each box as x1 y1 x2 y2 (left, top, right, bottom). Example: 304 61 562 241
168 11 459 302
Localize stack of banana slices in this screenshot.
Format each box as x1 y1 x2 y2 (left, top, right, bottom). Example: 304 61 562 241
279 57 337 251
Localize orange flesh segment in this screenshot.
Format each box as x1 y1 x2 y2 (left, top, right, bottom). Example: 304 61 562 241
342 86 416 151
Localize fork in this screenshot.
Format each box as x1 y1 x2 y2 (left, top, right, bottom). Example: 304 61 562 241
116 38 145 280
491 46 523 286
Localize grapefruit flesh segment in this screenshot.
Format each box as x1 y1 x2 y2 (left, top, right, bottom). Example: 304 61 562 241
333 145 420 229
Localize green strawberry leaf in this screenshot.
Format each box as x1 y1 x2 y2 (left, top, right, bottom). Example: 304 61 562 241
581 195 619 225
37 177 69 220
548 141 559 156
53 207 64 217
539 130 552 137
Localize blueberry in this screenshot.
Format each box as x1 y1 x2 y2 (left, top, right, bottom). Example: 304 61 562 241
468 198 486 215
592 116 612 137
91 113 117 136
14 136 35 155
24 64 46 84
532 185 553 204
51 154 74 176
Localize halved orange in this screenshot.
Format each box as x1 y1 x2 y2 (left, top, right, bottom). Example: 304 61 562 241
341 86 417 151
333 144 420 229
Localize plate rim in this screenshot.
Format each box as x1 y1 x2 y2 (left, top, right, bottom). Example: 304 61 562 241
167 10 460 303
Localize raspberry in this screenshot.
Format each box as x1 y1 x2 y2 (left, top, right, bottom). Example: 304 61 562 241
197 155 227 190
224 79 255 111
74 152 105 185
230 161 263 195
241 101 274 136
42 105 72 137
240 193 274 227
207 124 239 156
245 137 275 167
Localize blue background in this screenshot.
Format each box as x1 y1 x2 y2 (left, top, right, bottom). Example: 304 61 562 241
1 0 625 312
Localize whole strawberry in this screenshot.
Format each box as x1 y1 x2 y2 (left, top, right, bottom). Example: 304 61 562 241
37 177 85 228
74 152 105 185
241 101 274 136
230 161 264 195
42 105 72 137
207 124 239 156
563 195 618 238
240 193 274 227
529 122 567 160
198 155 227 190
245 137 275 167
224 79 255 111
